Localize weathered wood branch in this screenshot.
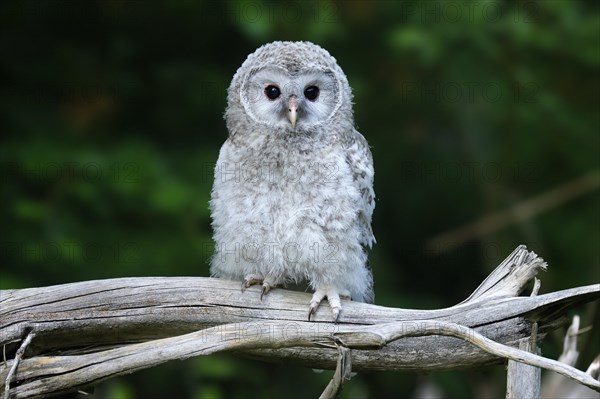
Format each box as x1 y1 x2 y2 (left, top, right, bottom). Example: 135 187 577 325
1 245 599 398
542 315 600 398
506 277 542 399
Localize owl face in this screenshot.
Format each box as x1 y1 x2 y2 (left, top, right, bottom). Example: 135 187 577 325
240 66 342 130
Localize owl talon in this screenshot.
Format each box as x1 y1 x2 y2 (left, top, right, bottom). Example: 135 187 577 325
308 303 319 321
331 307 340 322
309 287 343 322
260 283 272 301
241 275 264 292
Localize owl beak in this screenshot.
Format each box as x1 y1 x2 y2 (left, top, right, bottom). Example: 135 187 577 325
287 95 298 128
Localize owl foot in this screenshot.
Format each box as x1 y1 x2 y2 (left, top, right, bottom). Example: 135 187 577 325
241 275 277 301
241 275 263 292
308 286 350 322
260 283 273 300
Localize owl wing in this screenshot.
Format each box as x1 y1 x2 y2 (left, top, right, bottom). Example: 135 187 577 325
344 129 376 249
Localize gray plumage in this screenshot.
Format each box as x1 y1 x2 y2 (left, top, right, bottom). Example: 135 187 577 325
210 41 375 320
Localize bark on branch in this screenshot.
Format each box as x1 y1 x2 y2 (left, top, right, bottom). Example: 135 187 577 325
1 245 599 398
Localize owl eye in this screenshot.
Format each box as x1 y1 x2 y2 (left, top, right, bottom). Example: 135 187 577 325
264 85 281 100
304 86 319 101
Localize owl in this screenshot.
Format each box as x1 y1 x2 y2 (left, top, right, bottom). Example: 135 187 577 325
210 41 375 321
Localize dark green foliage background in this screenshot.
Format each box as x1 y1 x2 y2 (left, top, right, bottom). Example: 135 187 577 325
1 1 598 398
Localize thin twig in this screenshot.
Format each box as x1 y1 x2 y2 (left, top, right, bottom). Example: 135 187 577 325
528 322 538 349
426 170 600 252
3 332 35 399
2 341 21 368
585 355 600 379
372 320 600 392
319 338 353 399
528 278 540 350
530 277 541 296
571 325 592 336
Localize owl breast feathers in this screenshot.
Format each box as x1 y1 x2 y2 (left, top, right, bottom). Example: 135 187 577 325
210 41 375 320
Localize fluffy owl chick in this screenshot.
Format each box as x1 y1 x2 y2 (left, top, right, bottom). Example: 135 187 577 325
210 41 375 321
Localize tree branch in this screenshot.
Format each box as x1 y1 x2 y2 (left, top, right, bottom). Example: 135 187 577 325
0 245 598 398
3 331 34 399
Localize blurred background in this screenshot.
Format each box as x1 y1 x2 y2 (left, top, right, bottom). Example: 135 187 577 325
1 1 598 398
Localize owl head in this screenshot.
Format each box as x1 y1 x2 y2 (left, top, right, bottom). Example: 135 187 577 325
226 41 354 135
